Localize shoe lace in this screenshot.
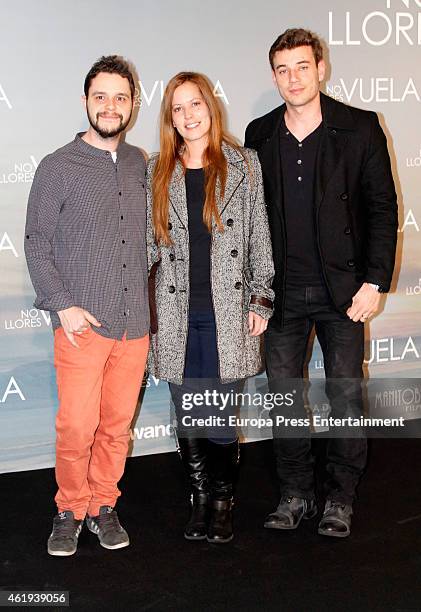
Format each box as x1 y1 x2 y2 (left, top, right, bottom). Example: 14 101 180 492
329 501 347 511
279 496 295 504
54 513 79 538
98 507 121 533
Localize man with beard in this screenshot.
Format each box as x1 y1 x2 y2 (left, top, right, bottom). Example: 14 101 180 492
25 56 149 556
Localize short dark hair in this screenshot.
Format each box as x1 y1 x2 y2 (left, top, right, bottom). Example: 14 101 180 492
269 28 323 69
84 55 136 99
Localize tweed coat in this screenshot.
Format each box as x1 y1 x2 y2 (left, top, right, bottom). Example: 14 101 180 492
146 143 275 384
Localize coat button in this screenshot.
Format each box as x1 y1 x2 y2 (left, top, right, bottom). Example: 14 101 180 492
347 259 355 267
168 285 175 293
234 282 242 289
231 249 238 258
226 218 234 227
168 222 172 230
340 193 348 201
344 226 351 235
169 253 175 261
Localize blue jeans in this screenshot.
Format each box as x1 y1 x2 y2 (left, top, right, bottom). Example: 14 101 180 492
169 309 242 443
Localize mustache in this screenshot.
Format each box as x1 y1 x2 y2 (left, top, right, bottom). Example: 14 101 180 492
96 112 123 121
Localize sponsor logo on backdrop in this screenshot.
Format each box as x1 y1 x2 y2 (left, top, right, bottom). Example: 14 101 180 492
365 336 420 364
130 424 174 440
4 308 51 331
326 77 420 103
0 377 25 403
399 209 420 232
134 79 229 107
406 146 421 166
0 82 12 109
0 232 18 257
375 385 421 411
0 156 38 185
406 278 421 295
329 1 421 46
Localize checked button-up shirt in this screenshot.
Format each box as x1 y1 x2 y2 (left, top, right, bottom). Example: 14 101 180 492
24 133 149 340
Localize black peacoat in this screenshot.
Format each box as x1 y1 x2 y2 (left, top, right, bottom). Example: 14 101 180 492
245 92 398 327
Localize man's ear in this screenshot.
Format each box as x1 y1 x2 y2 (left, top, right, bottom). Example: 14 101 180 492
317 59 326 83
271 69 277 86
81 94 87 110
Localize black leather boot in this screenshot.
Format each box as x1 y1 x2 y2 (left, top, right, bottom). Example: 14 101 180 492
207 439 239 544
177 437 209 540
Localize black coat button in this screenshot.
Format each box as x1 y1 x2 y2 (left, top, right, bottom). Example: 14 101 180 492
226 219 234 227
231 249 238 258
168 285 175 293
168 222 172 230
344 226 351 235
234 282 242 289
340 193 348 201
169 253 175 261
347 259 355 267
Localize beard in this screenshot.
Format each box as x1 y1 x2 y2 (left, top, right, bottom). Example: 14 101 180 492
87 107 132 139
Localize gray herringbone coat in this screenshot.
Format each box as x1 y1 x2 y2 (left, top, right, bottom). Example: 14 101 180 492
146 143 274 384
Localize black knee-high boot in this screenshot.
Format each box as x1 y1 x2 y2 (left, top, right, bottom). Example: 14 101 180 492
177 437 210 540
207 439 240 544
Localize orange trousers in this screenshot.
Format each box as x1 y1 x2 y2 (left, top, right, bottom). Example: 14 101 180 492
53 327 149 519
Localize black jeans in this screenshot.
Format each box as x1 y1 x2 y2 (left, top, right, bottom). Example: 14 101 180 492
265 285 367 505
169 309 242 443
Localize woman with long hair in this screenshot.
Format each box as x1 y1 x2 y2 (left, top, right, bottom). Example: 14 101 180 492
146 72 274 543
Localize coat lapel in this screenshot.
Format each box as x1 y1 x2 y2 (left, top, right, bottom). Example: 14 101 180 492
218 143 246 217
315 93 355 210
168 160 188 229
254 107 285 222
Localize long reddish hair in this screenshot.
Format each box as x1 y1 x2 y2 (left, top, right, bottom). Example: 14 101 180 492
152 72 240 245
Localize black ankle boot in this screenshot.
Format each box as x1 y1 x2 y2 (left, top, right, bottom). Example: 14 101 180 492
177 437 209 540
207 439 239 544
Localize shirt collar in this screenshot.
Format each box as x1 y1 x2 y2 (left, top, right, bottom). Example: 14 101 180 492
74 132 126 159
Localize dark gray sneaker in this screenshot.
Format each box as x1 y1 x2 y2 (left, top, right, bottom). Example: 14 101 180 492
86 506 129 549
47 511 83 556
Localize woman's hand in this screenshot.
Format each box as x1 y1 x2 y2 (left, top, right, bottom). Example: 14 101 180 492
248 312 268 336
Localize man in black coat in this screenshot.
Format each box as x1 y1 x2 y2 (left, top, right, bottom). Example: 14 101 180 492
245 28 398 537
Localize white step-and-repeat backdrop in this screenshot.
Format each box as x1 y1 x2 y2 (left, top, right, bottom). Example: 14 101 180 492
1 0 420 473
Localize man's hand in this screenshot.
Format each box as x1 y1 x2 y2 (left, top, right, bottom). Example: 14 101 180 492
57 306 101 347
346 283 381 323
248 312 268 337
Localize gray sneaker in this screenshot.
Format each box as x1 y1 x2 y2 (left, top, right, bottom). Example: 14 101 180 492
47 511 83 556
86 506 129 549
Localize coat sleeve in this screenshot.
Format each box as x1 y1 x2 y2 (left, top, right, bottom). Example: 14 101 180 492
24 157 75 312
361 113 398 290
146 157 161 273
245 149 275 320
